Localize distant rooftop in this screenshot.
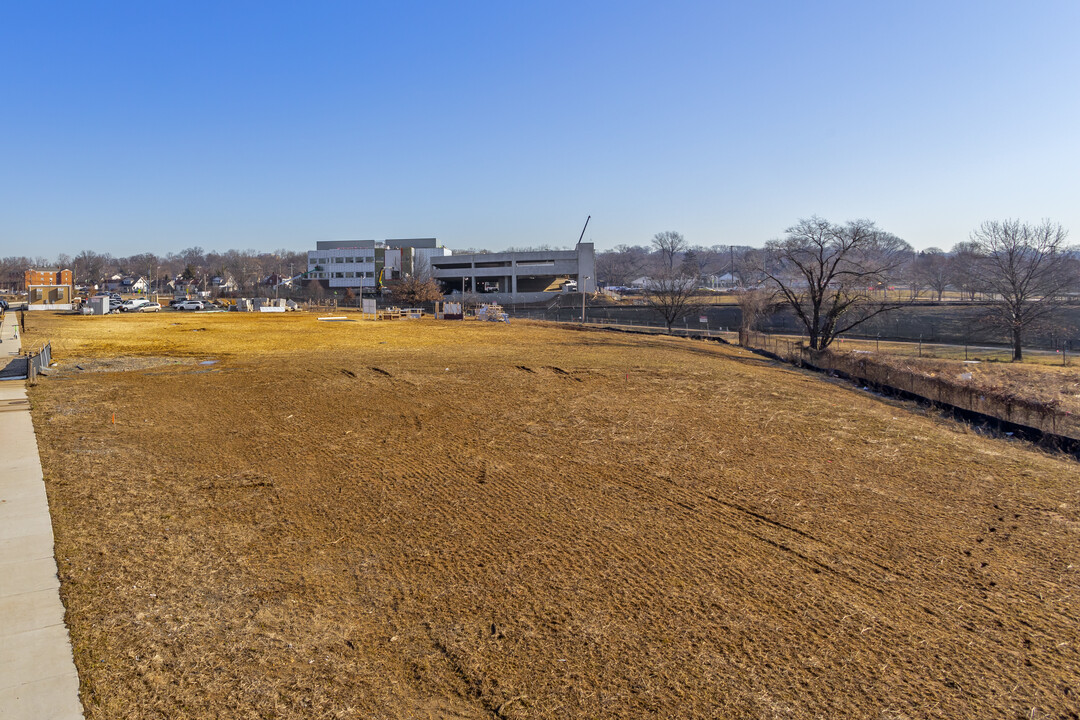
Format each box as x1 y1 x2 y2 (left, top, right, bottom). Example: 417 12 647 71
316 240 376 250
315 238 438 251
385 238 437 249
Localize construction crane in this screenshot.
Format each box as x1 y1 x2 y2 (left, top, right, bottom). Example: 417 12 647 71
575 215 590 247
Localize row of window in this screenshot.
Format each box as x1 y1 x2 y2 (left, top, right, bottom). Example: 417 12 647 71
310 255 375 265
308 271 376 279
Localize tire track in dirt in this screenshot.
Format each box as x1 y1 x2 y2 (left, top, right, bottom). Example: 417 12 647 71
611 472 890 598
702 494 914 581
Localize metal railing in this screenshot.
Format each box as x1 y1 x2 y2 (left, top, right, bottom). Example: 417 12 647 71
27 342 51 384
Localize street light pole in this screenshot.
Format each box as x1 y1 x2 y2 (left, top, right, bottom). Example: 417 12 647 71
581 276 589 323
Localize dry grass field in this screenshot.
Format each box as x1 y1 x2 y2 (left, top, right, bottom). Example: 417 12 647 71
23 311 1080 719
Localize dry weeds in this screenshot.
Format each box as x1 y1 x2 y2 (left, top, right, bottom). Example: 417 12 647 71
23 311 1080 719
857 351 1080 417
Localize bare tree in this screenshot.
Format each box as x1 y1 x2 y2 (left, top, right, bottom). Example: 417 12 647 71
74 251 108 287
0 256 33 291
306 280 327 301
765 217 911 350
970 219 1074 361
595 244 647 286
644 232 703 331
913 248 951 301
701 245 736 280
652 231 687 270
734 287 777 344
681 247 709 277
948 241 983 300
644 272 703 332
734 247 767 288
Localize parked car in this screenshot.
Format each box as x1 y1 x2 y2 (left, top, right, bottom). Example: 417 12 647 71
108 299 123 313
138 302 161 312
120 298 150 312
173 300 204 311
169 298 189 306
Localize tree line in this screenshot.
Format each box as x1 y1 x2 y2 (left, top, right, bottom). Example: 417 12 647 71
604 218 1076 361
2 219 1074 360
0 248 309 295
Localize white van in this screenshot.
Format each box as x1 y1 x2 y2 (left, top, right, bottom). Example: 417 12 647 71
120 298 150 312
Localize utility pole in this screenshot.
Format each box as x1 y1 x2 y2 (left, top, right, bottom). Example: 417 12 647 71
581 276 589 323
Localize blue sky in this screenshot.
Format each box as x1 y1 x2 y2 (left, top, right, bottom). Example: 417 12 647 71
1 1 1077 257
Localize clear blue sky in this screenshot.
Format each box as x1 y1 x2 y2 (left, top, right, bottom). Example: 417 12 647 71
2 0 1077 257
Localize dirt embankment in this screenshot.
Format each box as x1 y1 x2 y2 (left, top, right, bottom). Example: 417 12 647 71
862 352 1080 415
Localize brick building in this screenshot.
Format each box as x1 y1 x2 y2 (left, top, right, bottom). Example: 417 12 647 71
25 268 75 311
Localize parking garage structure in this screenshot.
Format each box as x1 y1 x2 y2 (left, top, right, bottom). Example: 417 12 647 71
430 243 595 303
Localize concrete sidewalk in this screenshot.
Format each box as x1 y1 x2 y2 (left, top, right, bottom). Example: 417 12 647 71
0 313 83 719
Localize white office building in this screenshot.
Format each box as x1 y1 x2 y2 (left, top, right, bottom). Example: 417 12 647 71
305 238 596 303
306 239 450 292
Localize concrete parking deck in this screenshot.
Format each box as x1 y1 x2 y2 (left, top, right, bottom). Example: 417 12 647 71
0 312 83 719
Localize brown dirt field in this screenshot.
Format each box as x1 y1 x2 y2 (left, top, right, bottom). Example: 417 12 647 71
23 312 1080 719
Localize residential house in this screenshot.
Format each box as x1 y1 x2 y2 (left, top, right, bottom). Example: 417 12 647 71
210 275 237 292
102 275 148 294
